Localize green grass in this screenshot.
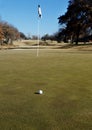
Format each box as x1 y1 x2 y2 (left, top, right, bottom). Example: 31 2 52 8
0 49 92 130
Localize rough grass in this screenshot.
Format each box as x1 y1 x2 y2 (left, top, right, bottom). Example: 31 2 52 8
0 49 92 130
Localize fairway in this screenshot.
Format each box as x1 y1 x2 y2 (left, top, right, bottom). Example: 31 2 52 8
0 49 92 130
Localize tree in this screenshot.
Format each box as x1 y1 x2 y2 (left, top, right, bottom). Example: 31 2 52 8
41 34 50 41
20 32 27 39
0 23 4 40
1 22 20 44
58 0 92 44
31 35 38 40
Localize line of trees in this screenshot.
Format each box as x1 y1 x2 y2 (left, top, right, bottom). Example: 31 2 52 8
41 33 58 41
0 20 27 45
58 0 92 44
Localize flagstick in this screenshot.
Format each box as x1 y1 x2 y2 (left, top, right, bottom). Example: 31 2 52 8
37 19 39 56
37 4 42 57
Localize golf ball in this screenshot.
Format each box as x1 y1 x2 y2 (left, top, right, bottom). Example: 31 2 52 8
38 90 43 94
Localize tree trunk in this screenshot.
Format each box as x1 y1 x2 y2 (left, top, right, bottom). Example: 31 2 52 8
75 24 81 45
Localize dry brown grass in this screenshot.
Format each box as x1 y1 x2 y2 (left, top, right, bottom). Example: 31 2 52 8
1 40 92 51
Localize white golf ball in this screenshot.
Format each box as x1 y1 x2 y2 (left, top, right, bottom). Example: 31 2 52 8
38 90 43 94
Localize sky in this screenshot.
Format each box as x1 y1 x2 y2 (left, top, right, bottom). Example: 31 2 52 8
0 0 68 37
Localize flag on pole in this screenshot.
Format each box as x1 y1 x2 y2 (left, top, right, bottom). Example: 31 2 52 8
38 5 42 18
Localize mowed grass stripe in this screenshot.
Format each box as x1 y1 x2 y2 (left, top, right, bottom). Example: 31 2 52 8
0 49 92 130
